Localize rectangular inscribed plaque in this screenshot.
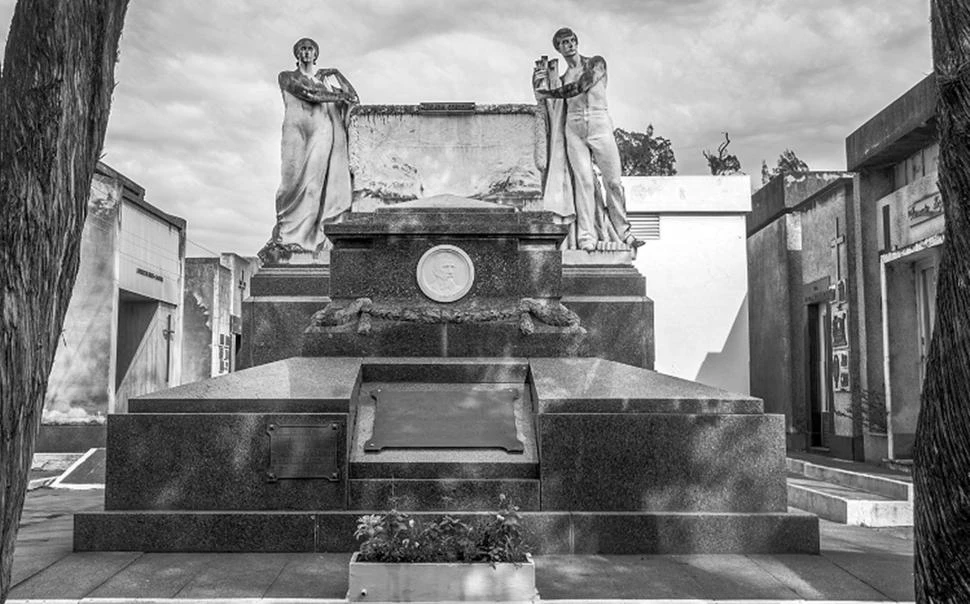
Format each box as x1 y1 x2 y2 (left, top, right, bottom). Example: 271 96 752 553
364 388 523 453
266 421 342 481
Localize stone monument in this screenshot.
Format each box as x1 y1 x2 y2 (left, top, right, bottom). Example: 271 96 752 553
74 36 818 556
243 102 652 368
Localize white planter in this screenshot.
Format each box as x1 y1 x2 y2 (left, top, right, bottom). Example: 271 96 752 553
346 552 537 603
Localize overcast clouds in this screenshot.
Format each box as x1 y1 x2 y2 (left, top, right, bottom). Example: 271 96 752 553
0 1 932 257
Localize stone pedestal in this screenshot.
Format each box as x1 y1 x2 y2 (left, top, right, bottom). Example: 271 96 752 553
562 263 654 369
240 265 330 368
242 196 654 368
77 357 818 554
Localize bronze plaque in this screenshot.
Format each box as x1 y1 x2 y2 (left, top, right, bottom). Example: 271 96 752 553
266 421 342 482
364 388 524 453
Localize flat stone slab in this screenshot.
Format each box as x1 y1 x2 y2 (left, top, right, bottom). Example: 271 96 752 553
248 265 330 296
377 194 517 212
130 357 363 413
562 264 646 296
562 249 635 265
326 209 568 237
365 388 523 452
142 357 755 416
350 382 538 479
530 357 763 413
360 357 529 383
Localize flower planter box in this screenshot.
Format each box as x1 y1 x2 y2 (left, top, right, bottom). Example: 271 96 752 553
346 552 537 603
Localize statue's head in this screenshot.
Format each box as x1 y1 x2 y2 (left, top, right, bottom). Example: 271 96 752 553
552 27 578 53
292 37 319 64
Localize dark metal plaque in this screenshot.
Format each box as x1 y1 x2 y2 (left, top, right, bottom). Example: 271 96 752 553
266 421 342 482
364 388 524 453
418 101 476 114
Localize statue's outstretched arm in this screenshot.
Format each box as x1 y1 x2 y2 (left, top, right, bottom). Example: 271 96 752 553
537 56 607 99
279 71 353 104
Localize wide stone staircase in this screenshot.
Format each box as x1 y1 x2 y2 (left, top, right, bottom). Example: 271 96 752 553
787 454 913 526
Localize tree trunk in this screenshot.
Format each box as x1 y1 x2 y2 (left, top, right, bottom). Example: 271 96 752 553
0 1 127 601
914 2 970 602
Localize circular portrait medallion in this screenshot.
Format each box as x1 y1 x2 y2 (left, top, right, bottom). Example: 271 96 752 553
416 245 475 303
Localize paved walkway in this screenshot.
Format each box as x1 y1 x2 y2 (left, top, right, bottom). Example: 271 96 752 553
9 488 915 603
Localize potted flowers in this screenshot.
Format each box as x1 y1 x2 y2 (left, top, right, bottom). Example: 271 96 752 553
347 495 536 603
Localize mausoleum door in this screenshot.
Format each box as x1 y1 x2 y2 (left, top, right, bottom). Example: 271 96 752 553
808 303 831 448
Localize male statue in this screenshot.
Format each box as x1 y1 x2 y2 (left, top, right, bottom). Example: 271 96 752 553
259 37 358 263
534 28 643 252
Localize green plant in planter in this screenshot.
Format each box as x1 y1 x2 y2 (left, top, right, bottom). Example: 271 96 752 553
354 494 529 565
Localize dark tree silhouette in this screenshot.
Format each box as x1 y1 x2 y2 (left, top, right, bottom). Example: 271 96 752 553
614 124 677 176
703 132 742 175
761 149 809 184
913 2 970 602
775 149 808 174
0 2 128 600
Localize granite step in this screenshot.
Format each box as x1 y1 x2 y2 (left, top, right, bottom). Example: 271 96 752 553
787 474 912 527
347 478 540 511
74 509 820 554
787 456 912 501
249 264 330 297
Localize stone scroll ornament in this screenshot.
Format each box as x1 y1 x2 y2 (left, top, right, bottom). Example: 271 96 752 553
533 28 645 253
308 298 585 336
258 38 359 264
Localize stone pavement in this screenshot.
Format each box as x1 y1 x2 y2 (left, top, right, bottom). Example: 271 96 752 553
9 488 914 603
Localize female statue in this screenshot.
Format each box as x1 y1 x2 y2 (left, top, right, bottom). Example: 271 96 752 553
261 37 358 261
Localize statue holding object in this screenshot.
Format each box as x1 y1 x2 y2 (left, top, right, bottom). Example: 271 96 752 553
260 37 358 263
534 28 644 252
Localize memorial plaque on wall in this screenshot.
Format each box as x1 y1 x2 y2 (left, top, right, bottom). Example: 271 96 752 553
266 421 342 482
831 309 848 348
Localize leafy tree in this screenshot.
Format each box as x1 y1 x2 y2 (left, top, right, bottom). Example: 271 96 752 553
614 124 677 176
776 149 809 174
703 132 742 175
913 1 970 602
761 149 809 184
0 2 129 600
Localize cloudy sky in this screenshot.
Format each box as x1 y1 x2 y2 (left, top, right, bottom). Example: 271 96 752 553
1 1 932 257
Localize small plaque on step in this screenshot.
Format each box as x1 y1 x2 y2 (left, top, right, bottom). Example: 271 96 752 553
266 421 342 481
364 388 524 453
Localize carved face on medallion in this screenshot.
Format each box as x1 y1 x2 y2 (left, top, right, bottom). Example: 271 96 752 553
417 245 475 303
431 258 458 289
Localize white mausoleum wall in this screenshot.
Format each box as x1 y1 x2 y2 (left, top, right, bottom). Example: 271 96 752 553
624 175 751 394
